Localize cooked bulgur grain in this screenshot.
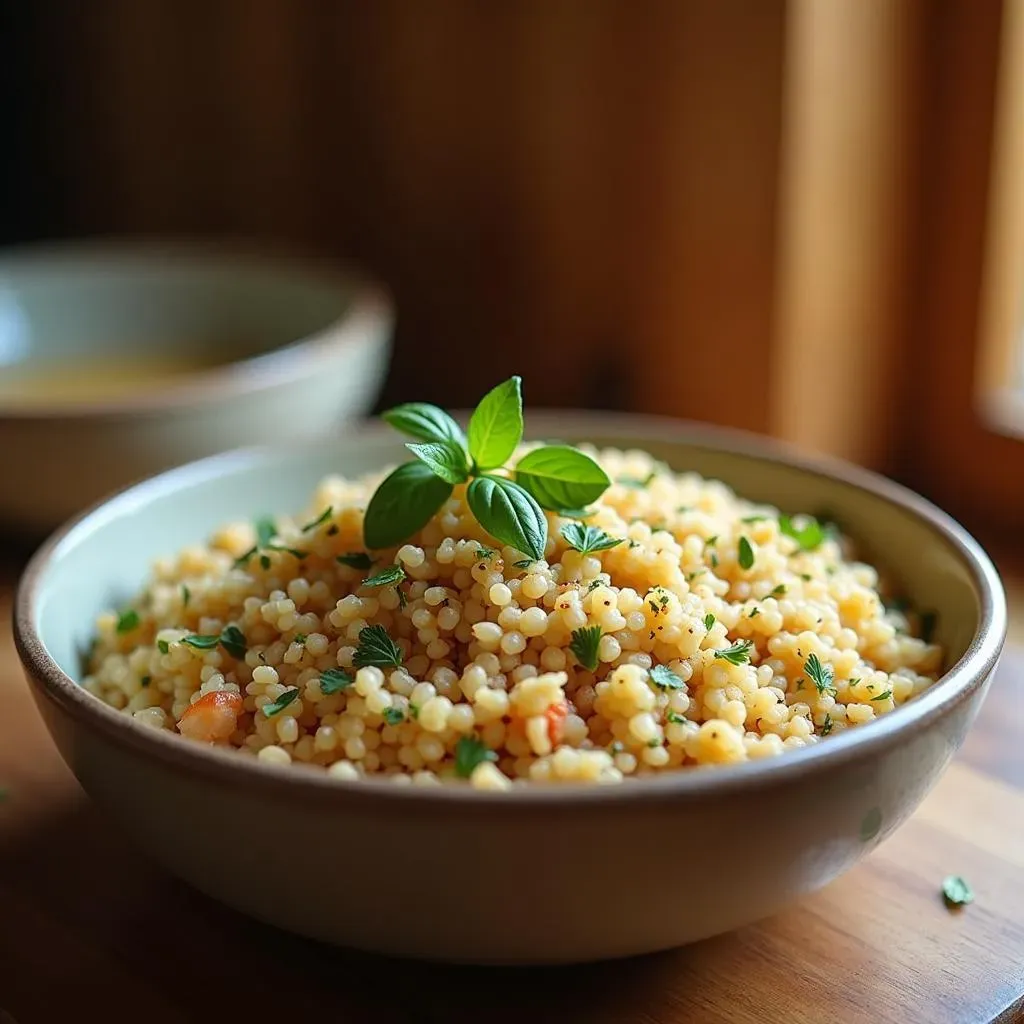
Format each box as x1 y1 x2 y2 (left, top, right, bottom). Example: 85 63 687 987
85 446 943 788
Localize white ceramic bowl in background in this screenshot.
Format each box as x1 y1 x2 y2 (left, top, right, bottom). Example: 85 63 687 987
0 241 393 533
13 413 1006 964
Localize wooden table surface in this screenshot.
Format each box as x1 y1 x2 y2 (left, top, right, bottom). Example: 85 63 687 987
1 545 1023 1024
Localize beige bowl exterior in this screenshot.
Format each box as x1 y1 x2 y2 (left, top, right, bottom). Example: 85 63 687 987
0 244 393 533
13 414 1006 964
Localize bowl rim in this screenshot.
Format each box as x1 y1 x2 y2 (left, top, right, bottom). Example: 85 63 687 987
12 411 1008 812
0 240 393 421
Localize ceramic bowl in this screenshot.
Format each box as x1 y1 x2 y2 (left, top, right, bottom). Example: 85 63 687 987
13 413 1006 964
0 242 393 533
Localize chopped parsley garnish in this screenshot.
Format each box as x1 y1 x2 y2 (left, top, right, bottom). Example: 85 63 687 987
800 573 812 582
219 626 248 660
779 514 829 551
182 585 191 607
649 665 684 690
647 738 662 748
262 687 300 717
116 609 140 634
512 559 535 569
382 707 405 726
617 471 657 488
255 516 277 547
821 714 833 736
870 689 893 702
140 675 151 688
770 584 787 596
749 607 760 618
569 625 603 672
714 639 754 665
181 626 247 660
705 535 718 548
941 875 974 908
319 668 353 694
666 710 687 724
475 545 497 560
337 552 374 570
361 564 407 588
409 702 420 719
738 536 755 570
292 634 308 646
649 600 660 614
353 624 403 669
804 652 836 696
560 522 623 555
157 639 170 655
454 736 498 778
703 613 716 631
302 506 333 532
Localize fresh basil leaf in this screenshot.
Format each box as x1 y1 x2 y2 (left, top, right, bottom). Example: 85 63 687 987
319 668 353 694
466 475 546 561
515 445 611 511
559 522 622 555
116 609 140 634
467 376 523 470
362 564 406 588
363 461 453 550
262 687 300 717
405 440 470 485
353 624 403 669
454 736 498 778
382 402 468 449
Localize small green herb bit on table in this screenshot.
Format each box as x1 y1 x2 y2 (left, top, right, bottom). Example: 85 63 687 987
941 875 974 909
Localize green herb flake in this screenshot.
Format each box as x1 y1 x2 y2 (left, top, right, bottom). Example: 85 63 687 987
804 653 837 696
262 687 300 717
409 702 420 720
713 640 754 666
512 559 535 569
800 573 813 582
454 736 498 778
666 711 687 724
703 613 716 631
140 675 151 688
649 665 684 690
749 607 761 618
254 516 277 547
710 552 719 569
219 626 248 660
337 552 374 570
233 546 257 568
353 624 403 669
181 585 191 608
741 515 769 523
821 714 833 736
292 634 307 646
382 707 405 726
941 875 974 908
302 506 333 532
647 738 662 748
779 514 828 552
870 689 893 702
475 545 497 560
157 639 170 655
560 522 623 556
705 535 719 548
181 633 220 651
116 609 140 634
260 554 271 570
738 536 755 570
569 625 603 672
320 668 353 695
771 584 787 597
361 564 407 588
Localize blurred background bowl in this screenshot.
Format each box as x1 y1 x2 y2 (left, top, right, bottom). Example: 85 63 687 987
0 241 393 535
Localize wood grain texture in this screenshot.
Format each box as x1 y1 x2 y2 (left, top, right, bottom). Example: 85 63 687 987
0 548 1022 1023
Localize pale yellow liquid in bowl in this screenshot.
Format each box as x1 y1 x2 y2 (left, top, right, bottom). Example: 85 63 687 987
0 353 230 407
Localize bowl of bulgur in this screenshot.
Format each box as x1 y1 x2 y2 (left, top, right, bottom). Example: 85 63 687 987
14 395 1005 963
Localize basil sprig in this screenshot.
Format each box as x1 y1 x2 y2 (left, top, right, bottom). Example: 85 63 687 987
362 376 612 559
